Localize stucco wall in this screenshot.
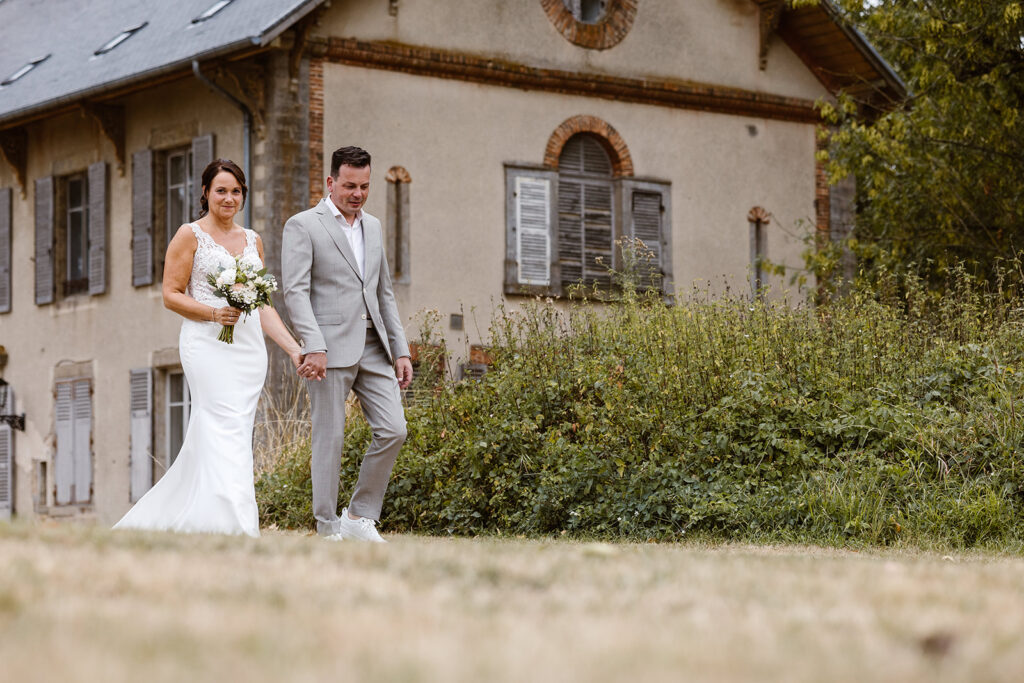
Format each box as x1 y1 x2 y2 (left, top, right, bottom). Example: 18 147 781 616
0 76 244 522
317 63 815 355
316 0 829 102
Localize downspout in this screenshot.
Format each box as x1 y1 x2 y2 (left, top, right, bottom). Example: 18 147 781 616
192 60 252 229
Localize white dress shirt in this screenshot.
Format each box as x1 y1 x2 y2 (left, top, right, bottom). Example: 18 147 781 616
325 198 365 279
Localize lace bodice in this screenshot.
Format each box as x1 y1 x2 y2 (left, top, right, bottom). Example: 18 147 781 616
187 223 261 307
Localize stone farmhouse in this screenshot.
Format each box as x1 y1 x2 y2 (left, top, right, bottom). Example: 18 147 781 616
0 0 902 524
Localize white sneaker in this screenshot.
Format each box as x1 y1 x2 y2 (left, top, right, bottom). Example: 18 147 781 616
337 508 387 543
322 532 345 542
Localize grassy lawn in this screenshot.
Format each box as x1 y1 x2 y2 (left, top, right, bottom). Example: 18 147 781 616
1 522 1023 683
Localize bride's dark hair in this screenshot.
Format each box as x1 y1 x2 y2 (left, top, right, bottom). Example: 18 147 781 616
199 159 248 217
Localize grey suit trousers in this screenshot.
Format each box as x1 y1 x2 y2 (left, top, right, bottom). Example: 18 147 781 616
308 329 407 535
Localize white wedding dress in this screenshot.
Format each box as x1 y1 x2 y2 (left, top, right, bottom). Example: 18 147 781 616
114 223 267 537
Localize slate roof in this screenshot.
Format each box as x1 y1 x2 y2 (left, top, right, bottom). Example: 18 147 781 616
0 0 326 124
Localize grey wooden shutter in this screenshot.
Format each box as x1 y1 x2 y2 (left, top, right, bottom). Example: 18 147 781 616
54 381 73 505
623 180 673 295
0 187 11 313
515 176 551 286
132 149 154 287
191 134 215 217
129 368 153 503
88 161 107 295
557 136 613 289
72 378 92 504
34 176 54 305
504 167 557 294
0 424 11 520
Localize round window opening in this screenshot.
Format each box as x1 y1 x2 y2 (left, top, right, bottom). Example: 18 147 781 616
562 0 607 24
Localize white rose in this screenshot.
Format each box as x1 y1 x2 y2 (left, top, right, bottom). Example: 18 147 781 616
217 268 237 287
240 254 262 270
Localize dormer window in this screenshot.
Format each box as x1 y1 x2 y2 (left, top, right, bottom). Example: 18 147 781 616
192 0 233 23
1 54 50 87
94 22 148 56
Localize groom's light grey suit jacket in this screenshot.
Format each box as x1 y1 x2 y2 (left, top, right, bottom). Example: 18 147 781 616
282 199 410 367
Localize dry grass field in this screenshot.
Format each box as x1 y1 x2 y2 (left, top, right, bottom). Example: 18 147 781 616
1 522 1023 683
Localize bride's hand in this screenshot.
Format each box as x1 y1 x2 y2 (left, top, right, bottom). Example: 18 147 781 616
289 349 303 369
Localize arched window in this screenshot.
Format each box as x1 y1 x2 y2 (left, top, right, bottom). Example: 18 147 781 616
558 134 614 289
503 116 672 297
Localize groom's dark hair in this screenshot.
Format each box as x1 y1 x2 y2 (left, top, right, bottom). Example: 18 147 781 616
331 146 371 176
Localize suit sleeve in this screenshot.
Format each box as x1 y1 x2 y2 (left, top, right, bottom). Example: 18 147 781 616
376 238 411 361
282 217 327 355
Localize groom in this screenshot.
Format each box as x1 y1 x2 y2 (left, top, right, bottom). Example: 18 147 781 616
282 145 413 543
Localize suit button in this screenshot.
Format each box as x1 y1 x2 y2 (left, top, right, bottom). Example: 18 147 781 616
361 314 367 319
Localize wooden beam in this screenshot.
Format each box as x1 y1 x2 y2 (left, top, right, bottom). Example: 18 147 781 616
80 102 125 176
759 0 786 71
0 127 28 197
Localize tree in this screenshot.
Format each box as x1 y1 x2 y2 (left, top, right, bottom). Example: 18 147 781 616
813 0 1024 285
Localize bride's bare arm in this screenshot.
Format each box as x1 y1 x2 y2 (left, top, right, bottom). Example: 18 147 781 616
162 224 241 325
255 235 303 366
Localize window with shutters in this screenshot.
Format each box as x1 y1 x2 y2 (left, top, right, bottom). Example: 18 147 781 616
747 207 771 298
133 135 212 287
36 163 108 303
53 377 92 506
505 132 672 298
558 134 615 291
0 424 12 520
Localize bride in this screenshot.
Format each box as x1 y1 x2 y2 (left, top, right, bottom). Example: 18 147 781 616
114 159 302 537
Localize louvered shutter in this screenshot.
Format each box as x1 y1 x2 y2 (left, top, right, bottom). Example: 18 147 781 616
0 424 11 520
191 134 215 217
557 136 614 290
34 176 54 305
132 149 154 287
0 187 11 313
88 161 107 295
515 176 551 286
622 179 673 295
129 368 153 502
504 167 557 294
72 379 92 504
54 381 73 504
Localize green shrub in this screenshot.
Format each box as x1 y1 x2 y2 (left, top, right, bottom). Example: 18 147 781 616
258 269 1024 548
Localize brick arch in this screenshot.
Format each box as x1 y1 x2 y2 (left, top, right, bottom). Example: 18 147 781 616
540 0 638 50
544 115 634 177
385 166 412 183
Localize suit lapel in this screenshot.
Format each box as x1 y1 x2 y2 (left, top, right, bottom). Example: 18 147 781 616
363 216 380 284
314 200 362 282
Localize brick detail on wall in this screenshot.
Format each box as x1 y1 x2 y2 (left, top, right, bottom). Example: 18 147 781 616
540 0 638 50
544 115 634 177
319 38 820 124
308 57 324 207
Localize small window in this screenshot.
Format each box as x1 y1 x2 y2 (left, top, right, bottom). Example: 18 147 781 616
64 174 89 296
562 0 607 24
94 22 147 56
748 207 770 297
1 54 50 87
167 370 190 466
166 148 195 244
385 166 411 284
192 0 233 23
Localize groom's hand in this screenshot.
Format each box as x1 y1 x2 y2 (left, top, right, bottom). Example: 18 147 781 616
395 356 413 390
298 352 328 381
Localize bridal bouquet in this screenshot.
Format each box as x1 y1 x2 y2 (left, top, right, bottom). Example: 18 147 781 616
207 254 278 344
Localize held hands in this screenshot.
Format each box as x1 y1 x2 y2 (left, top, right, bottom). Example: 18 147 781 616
395 357 413 390
297 352 328 381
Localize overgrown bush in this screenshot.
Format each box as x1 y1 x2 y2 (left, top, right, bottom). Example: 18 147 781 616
258 269 1024 549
